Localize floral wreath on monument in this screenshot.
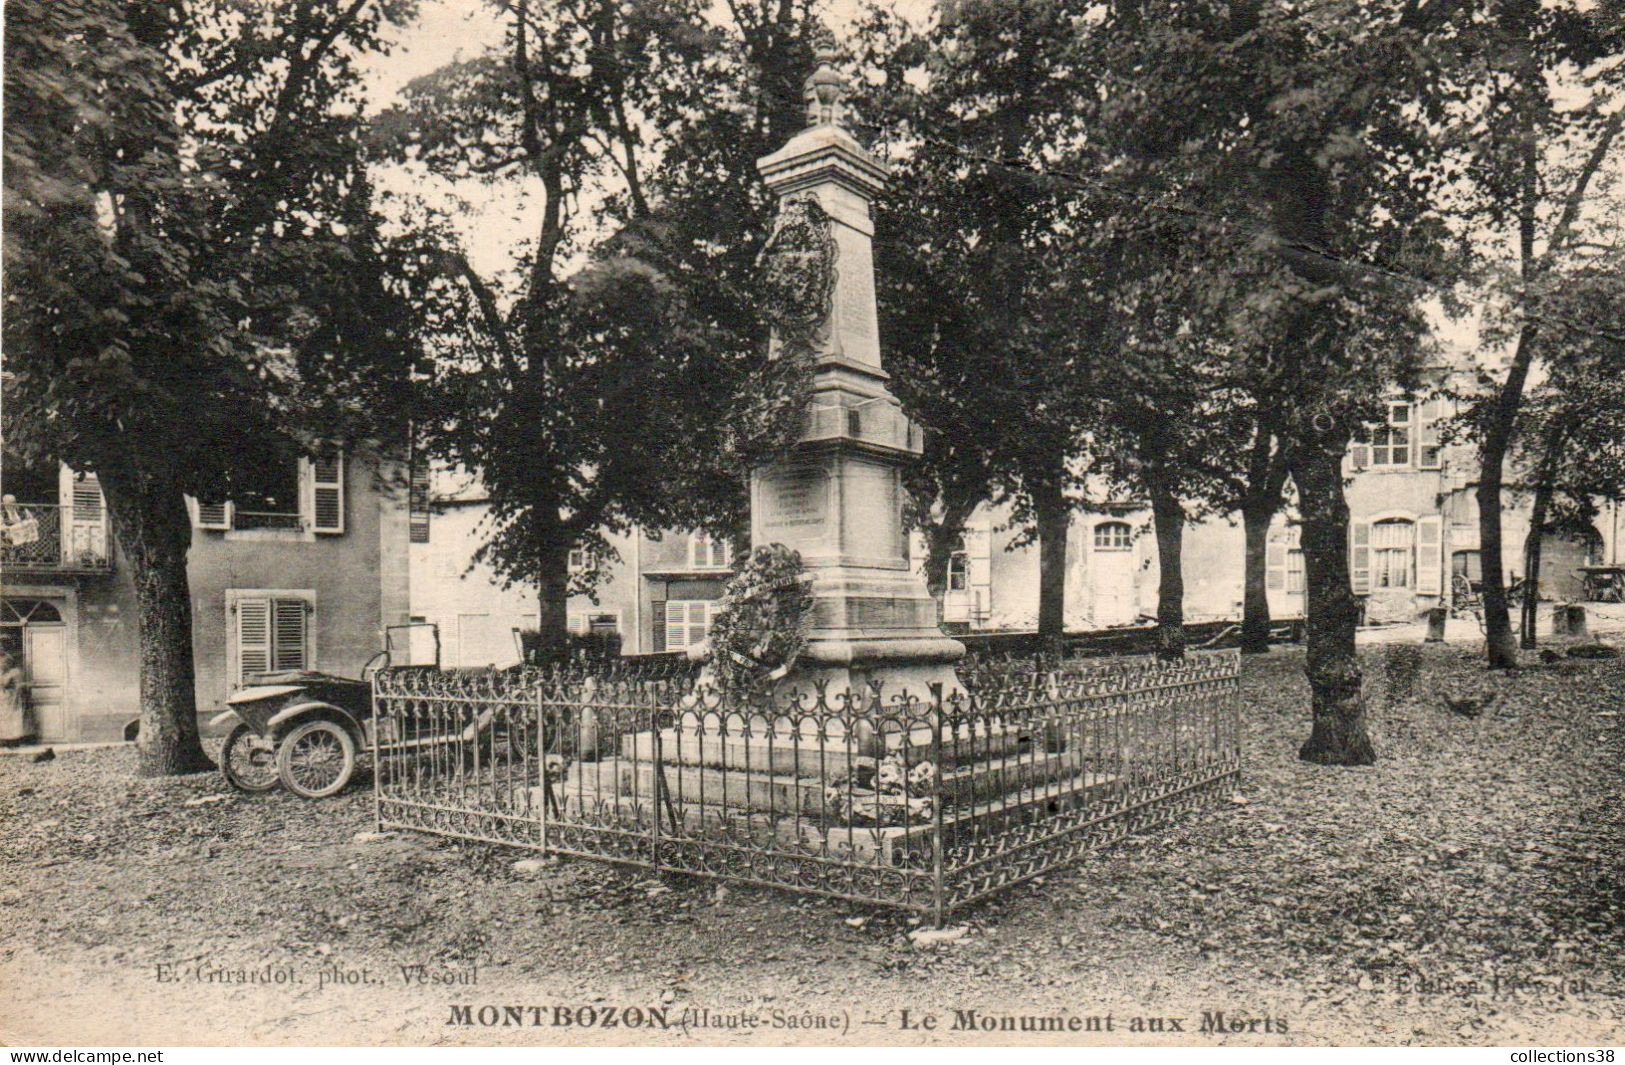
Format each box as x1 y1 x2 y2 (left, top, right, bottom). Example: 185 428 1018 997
700 545 939 826
758 195 838 352
702 543 815 692
723 195 840 466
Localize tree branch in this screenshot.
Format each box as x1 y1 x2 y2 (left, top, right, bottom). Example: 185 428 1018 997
510 0 569 292
275 1 369 129
173 50 263 97
440 250 521 378
1541 111 1622 268
608 87 649 218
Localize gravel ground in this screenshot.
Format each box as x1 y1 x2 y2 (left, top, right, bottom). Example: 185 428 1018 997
2 643 1621 1047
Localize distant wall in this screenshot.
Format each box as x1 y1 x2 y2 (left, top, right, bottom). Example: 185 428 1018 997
407 504 638 666
928 503 1262 634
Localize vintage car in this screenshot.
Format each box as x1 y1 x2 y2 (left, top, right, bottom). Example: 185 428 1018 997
210 623 450 799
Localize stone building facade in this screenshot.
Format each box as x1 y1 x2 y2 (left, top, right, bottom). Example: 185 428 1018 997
1 448 410 743
935 391 1617 633
405 467 733 663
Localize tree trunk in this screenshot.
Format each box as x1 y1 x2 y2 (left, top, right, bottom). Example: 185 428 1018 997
1521 424 1567 648
97 461 212 777
1475 78 1542 669
1289 443 1376 766
922 521 960 629
1477 330 1529 666
1148 474 1186 660
1239 431 1289 655
1034 480 1069 641
534 539 572 667
1241 501 1274 654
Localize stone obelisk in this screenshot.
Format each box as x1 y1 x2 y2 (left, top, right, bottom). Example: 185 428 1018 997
753 40 965 700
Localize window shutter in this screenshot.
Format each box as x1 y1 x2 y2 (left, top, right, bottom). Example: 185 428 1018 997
311 451 344 534
272 598 308 671
408 460 431 544
1349 442 1370 471
70 475 102 521
668 604 682 647
193 498 233 530
690 603 710 647
1266 541 1287 591
650 601 667 653
236 598 271 685
1350 521 1372 596
1415 517 1443 595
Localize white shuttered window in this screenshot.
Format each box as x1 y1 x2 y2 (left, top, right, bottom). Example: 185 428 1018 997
664 601 716 650
192 449 345 533
1371 520 1415 589
233 593 313 685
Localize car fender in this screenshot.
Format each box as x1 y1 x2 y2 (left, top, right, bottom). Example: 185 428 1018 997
267 701 363 740
208 709 241 731
227 684 308 706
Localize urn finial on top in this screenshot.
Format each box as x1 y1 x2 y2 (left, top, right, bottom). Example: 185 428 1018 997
804 28 847 128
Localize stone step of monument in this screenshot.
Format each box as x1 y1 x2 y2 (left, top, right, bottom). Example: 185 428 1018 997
617 719 1056 774
558 747 1107 816
530 762 1118 867
550 758 821 818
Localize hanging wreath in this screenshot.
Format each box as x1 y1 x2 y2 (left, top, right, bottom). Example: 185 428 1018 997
704 544 815 692
724 195 840 469
758 195 838 357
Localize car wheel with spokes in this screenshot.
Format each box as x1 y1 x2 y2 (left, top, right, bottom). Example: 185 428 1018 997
220 724 279 792
276 719 357 799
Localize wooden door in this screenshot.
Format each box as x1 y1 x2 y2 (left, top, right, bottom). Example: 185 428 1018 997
1090 523 1138 627
24 625 67 741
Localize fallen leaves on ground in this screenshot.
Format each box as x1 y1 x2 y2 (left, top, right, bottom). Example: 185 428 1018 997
0 642 1620 1045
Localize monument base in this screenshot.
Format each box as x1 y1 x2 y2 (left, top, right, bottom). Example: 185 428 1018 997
771 648 966 710
774 561 968 705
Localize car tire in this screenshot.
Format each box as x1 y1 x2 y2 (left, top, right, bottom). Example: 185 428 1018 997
276 719 357 799
220 724 280 793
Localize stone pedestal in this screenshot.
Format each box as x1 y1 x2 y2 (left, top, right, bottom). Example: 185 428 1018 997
753 52 963 704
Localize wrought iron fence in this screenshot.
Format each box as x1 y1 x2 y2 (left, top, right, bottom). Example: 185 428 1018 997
372 651 1240 922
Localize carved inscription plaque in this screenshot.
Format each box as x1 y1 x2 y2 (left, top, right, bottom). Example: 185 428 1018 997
761 466 830 534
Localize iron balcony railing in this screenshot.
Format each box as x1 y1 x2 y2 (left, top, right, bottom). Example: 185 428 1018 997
0 502 112 574
232 510 304 531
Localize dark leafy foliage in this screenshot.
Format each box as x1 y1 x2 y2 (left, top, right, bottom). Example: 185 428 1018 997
375 0 825 657
3 0 418 774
